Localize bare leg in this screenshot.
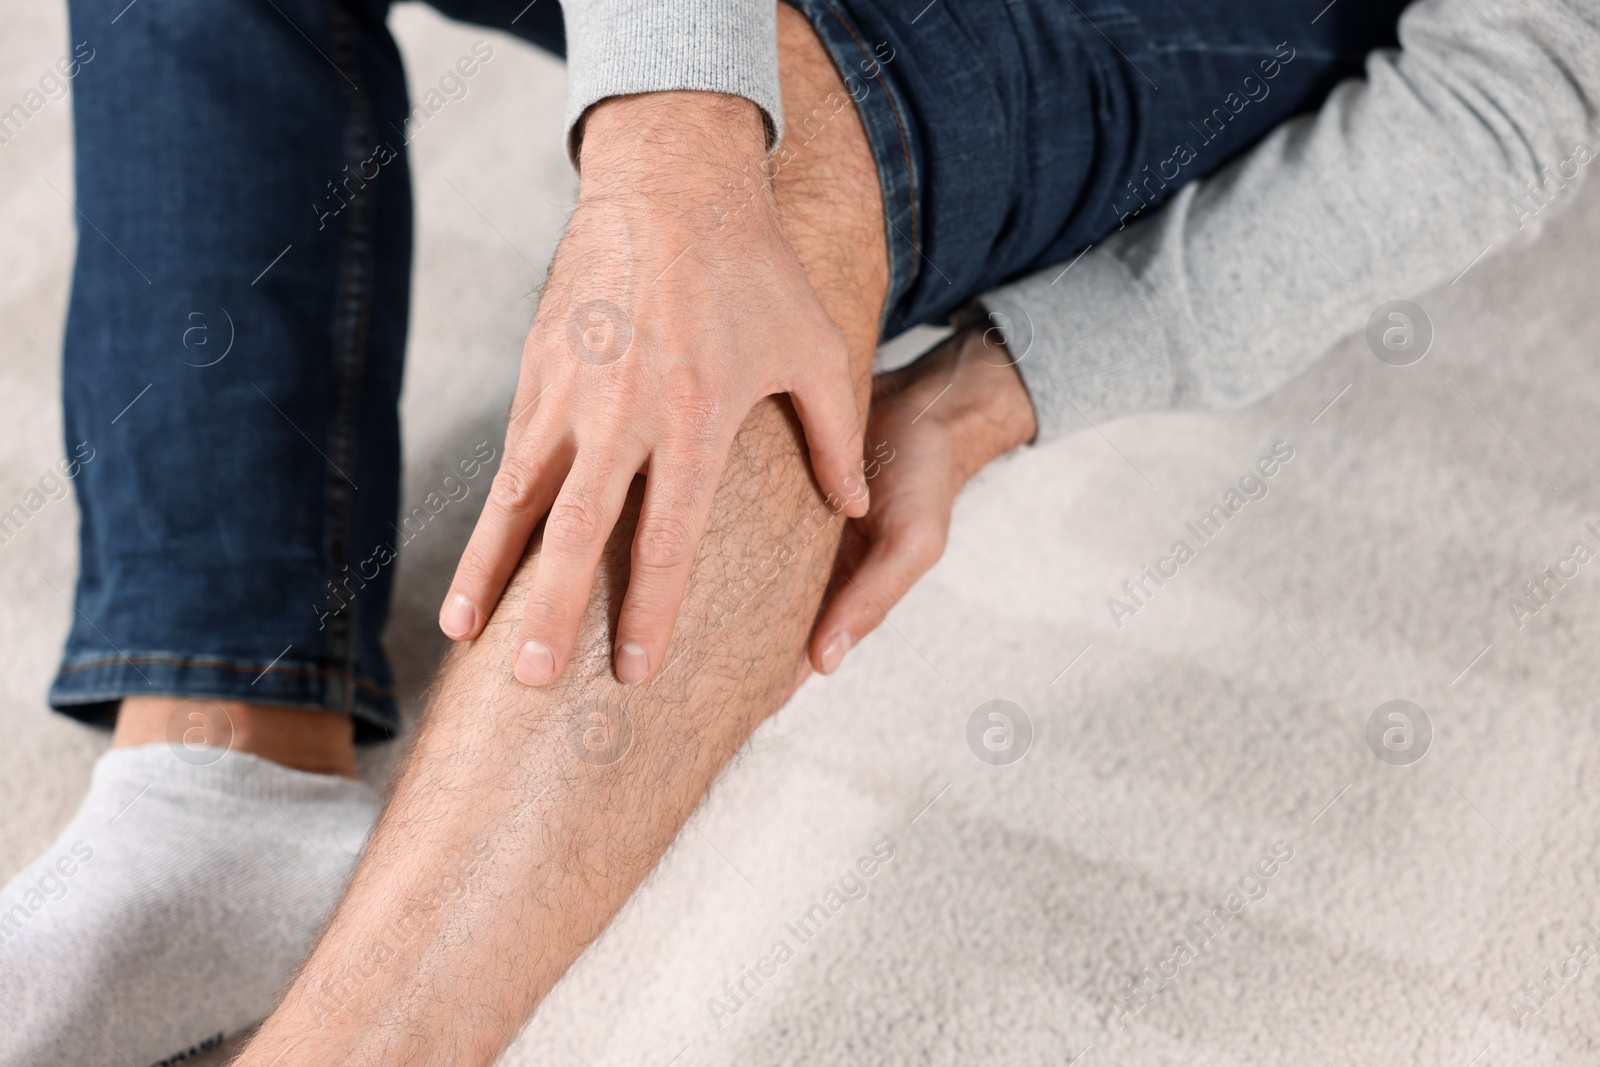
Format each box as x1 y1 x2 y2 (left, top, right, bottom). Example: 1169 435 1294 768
113 697 358 778
237 8 888 1063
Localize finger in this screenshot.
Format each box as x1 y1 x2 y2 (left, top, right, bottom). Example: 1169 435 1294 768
810 521 946 674
789 338 868 520
440 428 571 641
514 453 642 687
612 441 730 684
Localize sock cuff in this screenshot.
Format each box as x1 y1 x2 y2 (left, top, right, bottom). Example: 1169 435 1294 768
92 744 378 807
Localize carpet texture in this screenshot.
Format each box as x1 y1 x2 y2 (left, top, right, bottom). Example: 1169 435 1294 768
3 5 1597 1065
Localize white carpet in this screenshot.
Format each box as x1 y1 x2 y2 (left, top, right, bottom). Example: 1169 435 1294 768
4 5 1598 1065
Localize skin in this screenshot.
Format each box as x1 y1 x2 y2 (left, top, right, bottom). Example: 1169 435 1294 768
439 73 868 692
214 8 1037 1061
109 328 1038 781
236 10 886 1063
807 324 1038 676
113 697 357 779
109 325 1036 778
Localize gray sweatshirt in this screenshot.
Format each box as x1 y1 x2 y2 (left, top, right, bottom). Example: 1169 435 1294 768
562 0 782 156
564 0 1600 441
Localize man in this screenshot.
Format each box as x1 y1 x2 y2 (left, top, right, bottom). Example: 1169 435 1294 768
2 0 1596 1064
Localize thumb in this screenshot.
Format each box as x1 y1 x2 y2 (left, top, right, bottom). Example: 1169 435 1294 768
810 522 946 674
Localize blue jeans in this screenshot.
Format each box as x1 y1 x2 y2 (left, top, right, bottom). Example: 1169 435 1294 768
54 0 1404 739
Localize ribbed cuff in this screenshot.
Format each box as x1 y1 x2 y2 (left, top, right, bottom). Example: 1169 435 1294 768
979 251 1177 444
562 0 783 162
92 744 376 804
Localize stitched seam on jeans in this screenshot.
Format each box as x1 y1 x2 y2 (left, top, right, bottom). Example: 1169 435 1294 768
56 653 395 698
325 0 378 715
813 0 921 280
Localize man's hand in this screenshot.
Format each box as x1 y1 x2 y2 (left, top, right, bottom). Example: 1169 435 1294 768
808 324 1037 675
440 91 867 687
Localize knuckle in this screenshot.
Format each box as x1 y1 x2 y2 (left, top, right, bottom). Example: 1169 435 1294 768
591 374 636 410
667 445 720 489
545 494 605 548
489 463 538 512
902 525 948 569
451 551 495 593
665 391 724 440
635 514 696 572
586 410 641 454
825 331 850 364
815 324 850 367
521 590 573 632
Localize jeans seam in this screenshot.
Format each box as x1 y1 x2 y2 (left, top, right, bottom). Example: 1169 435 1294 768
325 0 378 716
811 0 922 300
819 1 921 251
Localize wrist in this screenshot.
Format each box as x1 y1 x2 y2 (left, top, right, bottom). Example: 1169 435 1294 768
942 327 1038 478
577 91 767 194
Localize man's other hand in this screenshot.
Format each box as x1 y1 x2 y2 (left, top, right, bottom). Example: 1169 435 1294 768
808 325 1037 676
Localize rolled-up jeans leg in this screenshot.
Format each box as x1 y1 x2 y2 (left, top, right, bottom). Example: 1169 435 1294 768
52 0 414 740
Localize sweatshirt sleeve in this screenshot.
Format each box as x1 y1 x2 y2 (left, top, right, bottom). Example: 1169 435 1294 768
560 0 782 162
982 0 1600 442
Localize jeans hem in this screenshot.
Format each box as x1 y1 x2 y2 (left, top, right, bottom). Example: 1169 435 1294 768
785 0 922 338
49 651 400 742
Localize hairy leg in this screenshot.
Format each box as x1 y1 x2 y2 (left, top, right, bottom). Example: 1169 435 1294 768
237 8 888 1063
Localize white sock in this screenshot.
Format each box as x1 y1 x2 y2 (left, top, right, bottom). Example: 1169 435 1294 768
0 743 379 1067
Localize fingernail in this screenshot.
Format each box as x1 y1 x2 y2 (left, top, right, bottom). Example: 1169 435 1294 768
515 640 555 686
615 641 650 684
439 593 480 639
819 632 852 674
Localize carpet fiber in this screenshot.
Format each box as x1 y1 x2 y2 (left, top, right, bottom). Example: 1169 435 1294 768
3 5 1597 1065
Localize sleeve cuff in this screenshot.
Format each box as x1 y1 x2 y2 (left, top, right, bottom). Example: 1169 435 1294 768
978 251 1178 445
561 0 783 163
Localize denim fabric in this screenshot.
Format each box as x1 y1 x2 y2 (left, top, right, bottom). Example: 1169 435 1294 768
53 0 555 739
54 0 1401 739
788 0 1410 338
